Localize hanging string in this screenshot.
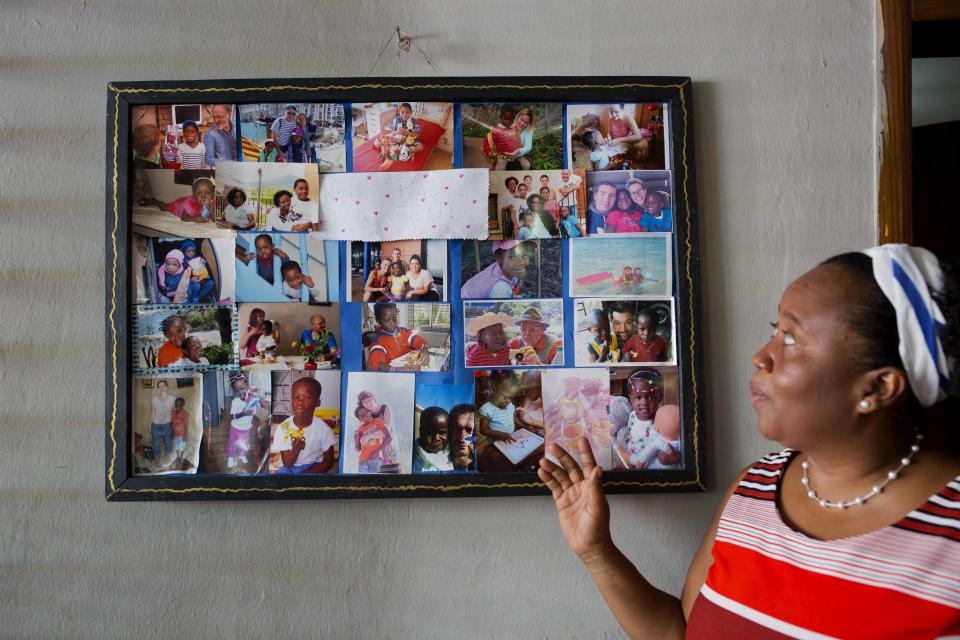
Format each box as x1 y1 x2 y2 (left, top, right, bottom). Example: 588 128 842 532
364 26 444 76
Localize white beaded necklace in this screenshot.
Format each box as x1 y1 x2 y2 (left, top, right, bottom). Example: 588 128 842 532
801 430 923 510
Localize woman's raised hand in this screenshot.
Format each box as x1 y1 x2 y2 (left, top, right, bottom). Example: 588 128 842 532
539 438 612 561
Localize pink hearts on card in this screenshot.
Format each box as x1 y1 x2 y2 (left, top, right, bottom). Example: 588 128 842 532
334 198 339 202
385 194 390 198
458 173 464 178
373 210 379 216
367 175 372 180
355 200 360 205
431 224 437 229
472 200 477 204
422 173 428 178
340 228 346 232
420 198 425 202
383 226 389 231
466 224 471 229
444 186 449 190
443 202 448 206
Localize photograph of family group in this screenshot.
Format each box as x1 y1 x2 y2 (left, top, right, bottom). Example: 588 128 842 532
460 239 562 299
351 101 454 172
239 103 346 172
488 169 587 240
566 103 667 171
572 299 675 367
237 302 341 372
584 170 673 234
460 103 563 170
132 235 235 305
350 240 447 302
235 232 338 303
214 161 321 232
130 103 237 170
134 304 236 373
463 300 565 368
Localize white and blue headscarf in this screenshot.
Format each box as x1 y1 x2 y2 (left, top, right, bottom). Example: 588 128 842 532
862 244 950 407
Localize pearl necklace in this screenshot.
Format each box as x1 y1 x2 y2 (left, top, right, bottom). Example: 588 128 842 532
801 430 923 510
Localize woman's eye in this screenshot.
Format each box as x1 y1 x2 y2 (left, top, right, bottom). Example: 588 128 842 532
783 331 796 346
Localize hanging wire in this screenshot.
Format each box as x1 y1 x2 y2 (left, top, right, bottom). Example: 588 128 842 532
365 26 444 76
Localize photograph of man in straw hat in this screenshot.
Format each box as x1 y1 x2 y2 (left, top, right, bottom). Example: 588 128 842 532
463 300 564 368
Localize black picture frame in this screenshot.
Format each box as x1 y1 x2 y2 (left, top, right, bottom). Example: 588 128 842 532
105 76 705 501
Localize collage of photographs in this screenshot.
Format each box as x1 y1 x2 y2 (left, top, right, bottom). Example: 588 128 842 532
128 99 682 477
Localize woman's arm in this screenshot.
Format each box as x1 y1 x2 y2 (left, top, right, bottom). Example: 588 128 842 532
238 325 256 351
513 130 534 157
610 118 643 145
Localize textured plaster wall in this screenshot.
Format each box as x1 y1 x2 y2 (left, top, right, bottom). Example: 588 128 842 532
0 2 876 638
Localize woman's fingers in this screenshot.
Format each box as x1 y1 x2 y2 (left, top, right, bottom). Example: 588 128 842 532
549 443 584 484
537 467 564 499
578 437 598 475
539 456 573 491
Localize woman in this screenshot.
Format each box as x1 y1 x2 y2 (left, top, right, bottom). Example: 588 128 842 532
148 380 177 469
357 390 399 469
404 254 440 301
540 185 559 227
507 108 535 170
540 245 960 637
238 307 280 358
363 258 392 302
525 194 557 239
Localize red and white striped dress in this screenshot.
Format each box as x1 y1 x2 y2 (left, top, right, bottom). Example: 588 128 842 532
686 450 960 639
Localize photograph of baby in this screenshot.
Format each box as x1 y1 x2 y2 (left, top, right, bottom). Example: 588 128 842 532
342 372 415 474
132 374 205 475
237 302 341 371
361 302 451 372
131 103 237 169
460 239 561 299
572 299 675 367
132 235 236 305
267 370 341 474
609 367 682 471
542 369 613 470
238 103 346 172
474 369 545 473
413 384 477 473
134 304 236 373
351 101 454 172
196 370 272 474
132 170 234 239
214 160 321 231
460 103 563 170
236 232 338 303
584 170 673 235
566 103 666 172
489 170 587 240
463 300 564 368
350 240 447 302
569 234 672 298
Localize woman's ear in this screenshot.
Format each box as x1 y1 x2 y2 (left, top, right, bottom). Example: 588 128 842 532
857 367 910 413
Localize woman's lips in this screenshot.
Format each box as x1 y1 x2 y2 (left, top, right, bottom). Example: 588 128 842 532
749 382 769 405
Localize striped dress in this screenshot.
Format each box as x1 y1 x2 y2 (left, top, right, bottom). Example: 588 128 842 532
687 450 960 639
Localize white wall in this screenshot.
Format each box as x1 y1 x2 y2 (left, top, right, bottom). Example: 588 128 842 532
0 2 876 637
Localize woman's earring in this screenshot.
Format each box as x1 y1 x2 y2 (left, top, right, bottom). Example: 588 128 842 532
858 400 871 410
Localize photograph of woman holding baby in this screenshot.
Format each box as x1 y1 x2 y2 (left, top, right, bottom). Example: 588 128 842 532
461 103 563 170
567 103 666 171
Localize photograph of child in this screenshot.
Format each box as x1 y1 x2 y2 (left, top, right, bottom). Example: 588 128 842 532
350 240 447 302
569 234 672 298
132 374 205 475
474 370 545 472
132 170 234 239
609 368 682 471
489 170 587 240
342 373 415 474
413 384 476 473
542 369 613 470
131 103 237 169
460 103 563 170
237 302 341 371
133 236 235 305
238 103 346 172
351 101 454 172
584 170 673 235
135 305 236 372
236 232 338 303
361 303 451 372
214 161 321 232
566 103 666 172
268 370 341 474
194 371 272 474
463 300 564 368
572 299 675 367
460 239 561 299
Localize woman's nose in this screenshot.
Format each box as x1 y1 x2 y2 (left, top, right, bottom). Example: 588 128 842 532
752 344 773 371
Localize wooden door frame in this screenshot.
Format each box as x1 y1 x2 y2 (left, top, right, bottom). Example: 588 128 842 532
878 0 960 244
